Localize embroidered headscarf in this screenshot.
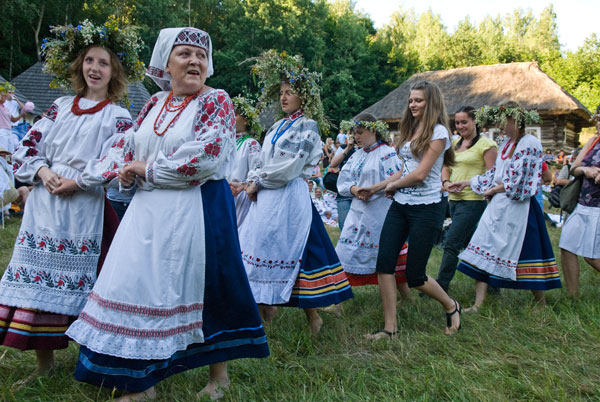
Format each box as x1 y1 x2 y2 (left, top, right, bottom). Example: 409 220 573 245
147 27 214 91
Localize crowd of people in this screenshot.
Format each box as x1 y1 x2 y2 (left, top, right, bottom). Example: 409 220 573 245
0 20 598 401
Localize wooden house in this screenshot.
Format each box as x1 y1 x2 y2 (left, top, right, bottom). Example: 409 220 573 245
360 62 593 150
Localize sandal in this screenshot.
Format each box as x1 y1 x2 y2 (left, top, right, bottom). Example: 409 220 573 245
445 300 461 333
365 329 397 340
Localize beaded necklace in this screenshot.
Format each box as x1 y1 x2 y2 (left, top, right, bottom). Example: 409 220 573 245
153 90 201 136
71 96 111 116
500 140 516 160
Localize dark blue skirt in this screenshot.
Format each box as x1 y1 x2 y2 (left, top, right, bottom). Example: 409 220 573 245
457 198 561 290
74 180 269 392
281 202 353 308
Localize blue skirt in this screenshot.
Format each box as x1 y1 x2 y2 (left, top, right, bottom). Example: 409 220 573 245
73 180 269 392
457 198 561 290
281 203 353 308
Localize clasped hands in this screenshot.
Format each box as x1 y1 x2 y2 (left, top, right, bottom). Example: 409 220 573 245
351 183 398 201
37 167 79 197
581 166 600 184
118 161 147 187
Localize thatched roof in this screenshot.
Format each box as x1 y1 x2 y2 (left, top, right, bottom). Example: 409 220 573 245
11 62 150 118
361 62 592 126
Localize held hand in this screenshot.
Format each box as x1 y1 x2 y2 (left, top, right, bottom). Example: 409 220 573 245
327 166 340 174
122 161 148 179
118 169 137 187
583 166 600 180
483 187 496 201
229 182 246 198
384 182 397 199
37 167 62 194
446 181 467 193
246 182 258 202
356 187 375 201
52 179 80 196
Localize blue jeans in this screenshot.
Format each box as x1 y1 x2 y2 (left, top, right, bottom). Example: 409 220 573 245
336 197 352 231
436 200 487 291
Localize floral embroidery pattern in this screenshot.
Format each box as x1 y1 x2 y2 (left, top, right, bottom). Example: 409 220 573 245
79 312 203 338
241 251 299 270
3 265 95 291
115 117 133 133
135 96 159 130
88 292 203 317
45 103 59 122
16 230 100 255
504 145 542 201
464 244 517 270
338 227 379 249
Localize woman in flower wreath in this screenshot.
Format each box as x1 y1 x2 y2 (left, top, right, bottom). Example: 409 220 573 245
452 101 561 312
66 28 269 401
239 50 353 334
0 20 139 379
0 82 26 153
228 95 262 228
335 114 410 296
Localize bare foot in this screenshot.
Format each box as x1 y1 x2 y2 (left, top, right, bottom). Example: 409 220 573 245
320 304 343 317
115 387 157 402
12 366 55 389
463 305 479 314
304 309 323 336
198 378 230 400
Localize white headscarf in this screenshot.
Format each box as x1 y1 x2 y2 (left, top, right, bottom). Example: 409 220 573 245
146 27 214 91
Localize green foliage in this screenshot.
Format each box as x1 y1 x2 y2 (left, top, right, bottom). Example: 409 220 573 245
1 1 598 131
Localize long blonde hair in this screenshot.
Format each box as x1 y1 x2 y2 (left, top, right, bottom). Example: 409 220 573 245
397 81 455 166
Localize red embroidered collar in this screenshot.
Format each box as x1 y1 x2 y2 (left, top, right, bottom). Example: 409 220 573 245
71 96 112 116
286 109 304 120
364 141 384 153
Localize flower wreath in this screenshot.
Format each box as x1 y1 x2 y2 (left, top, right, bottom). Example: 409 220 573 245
340 119 390 142
232 95 262 137
0 81 15 94
251 50 329 135
42 17 145 96
475 104 541 128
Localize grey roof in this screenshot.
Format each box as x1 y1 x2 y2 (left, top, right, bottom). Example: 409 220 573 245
361 62 593 127
11 62 150 118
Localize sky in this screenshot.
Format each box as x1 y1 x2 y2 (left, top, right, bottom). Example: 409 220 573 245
353 0 599 51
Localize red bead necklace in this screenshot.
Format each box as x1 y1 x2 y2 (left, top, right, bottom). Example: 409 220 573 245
153 90 201 136
500 140 516 160
71 96 112 116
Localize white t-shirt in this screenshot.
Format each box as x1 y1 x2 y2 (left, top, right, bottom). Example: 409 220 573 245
336 132 347 145
393 124 450 205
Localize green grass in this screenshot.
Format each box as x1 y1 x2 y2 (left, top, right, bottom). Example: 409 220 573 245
1 209 599 401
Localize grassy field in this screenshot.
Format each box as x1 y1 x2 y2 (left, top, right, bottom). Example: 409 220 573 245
1 210 599 401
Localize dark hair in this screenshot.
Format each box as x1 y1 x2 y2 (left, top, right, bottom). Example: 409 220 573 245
454 106 480 150
68 45 128 102
355 112 388 144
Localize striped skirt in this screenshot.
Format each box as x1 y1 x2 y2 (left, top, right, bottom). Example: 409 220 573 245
282 203 353 308
457 198 561 290
0 197 119 350
347 244 408 286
